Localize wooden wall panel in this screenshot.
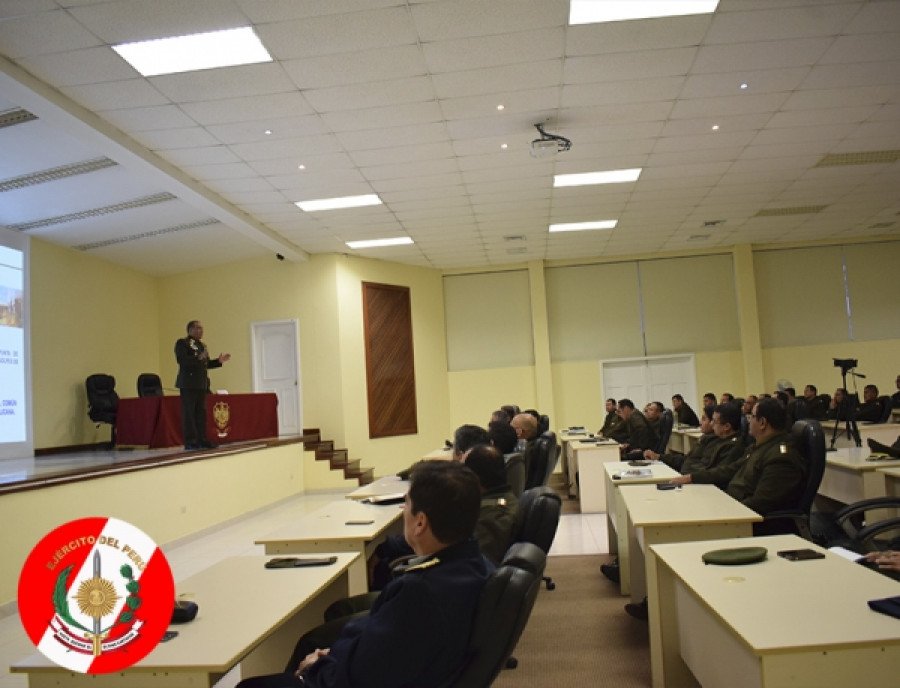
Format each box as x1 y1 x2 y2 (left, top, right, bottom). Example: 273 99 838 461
362 282 418 438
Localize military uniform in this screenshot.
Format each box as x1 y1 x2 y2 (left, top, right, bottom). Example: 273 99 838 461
805 395 829 420
598 410 622 437
674 403 700 427
475 486 519 566
856 398 884 423
691 432 805 516
620 410 657 451
174 335 222 447
239 538 492 688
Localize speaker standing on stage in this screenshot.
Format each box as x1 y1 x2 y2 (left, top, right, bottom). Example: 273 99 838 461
175 320 230 450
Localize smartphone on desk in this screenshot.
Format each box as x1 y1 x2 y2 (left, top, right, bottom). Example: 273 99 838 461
265 556 338 569
777 549 825 561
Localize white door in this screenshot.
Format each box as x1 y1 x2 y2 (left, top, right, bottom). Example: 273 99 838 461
600 355 696 411
251 320 302 437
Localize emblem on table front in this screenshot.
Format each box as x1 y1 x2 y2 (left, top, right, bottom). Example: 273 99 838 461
213 401 231 437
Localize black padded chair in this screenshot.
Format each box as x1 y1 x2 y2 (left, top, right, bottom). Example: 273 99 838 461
440 543 545 688
786 398 808 425
504 452 526 498
524 430 560 490
515 485 562 590
85 374 118 447
653 409 674 455
136 372 163 397
762 419 826 539
823 497 900 552
536 414 550 436
875 396 894 424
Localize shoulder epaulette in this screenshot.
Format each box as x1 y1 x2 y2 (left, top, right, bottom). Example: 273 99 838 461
779 443 788 454
405 557 440 573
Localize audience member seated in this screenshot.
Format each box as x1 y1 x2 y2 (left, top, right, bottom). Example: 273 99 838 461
671 399 806 530
489 409 510 424
803 384 829 420
892 375 900 409
597 398 622 437
826 387 853 421
511 412 538 455
648 404 744 475
500 404 520 421
488 420 518 456
863 550 900 580
464 444 519 566
615 399 657 455
643 401 664 437
741 395 758 416
397 424 488 480
856 384 885 422
671 394 699 427
645 404 715 471
773 390 789 407
719 392 735 405
703 392 717 407
237 461 492 688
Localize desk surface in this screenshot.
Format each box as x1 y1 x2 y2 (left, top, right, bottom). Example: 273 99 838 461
12 553 357 675
651 534 900 652
879 466 900 478
620 483 762 527
255 499 403 546
345 475 408 500
605 461 680 485
827 446 900 472
422 446 453 460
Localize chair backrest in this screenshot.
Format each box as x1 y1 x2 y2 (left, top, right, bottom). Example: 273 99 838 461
787 398 808 424
85 374 118 423
653 410 674 455
740 413 753 446
441 543 545 688
504 452 526 498
524 432 551 490
515 485 562 554
537 414 550 436
789 419 827 516
877 396 893 423
137 372 163 397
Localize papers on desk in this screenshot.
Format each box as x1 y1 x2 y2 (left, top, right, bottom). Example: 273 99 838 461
362 492 405 505
828 546 864 562
616 468 653 478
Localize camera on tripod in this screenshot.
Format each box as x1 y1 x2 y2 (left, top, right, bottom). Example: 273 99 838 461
833 358 858 374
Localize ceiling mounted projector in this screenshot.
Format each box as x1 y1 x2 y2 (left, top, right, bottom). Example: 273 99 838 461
530 123 572 158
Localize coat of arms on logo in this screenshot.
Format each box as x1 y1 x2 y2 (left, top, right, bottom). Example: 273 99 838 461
19 517 174 674
213 400 231 437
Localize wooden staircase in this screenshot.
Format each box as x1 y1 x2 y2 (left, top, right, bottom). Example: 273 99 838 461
303 428 374 486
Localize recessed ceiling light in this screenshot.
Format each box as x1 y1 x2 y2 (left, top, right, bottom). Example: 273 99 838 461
549 220 617 233
346 237 414 249
296 194 383 212
500 143 508 150
569 0 719 25
112 27 272 77
712 124 720 131
553 168 641 187
497 104 505 111
740 83 749 89
264 129 273 135
297 164 306 170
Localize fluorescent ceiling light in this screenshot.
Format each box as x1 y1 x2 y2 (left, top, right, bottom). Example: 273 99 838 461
550 220 617 233
296 194 383 212
570 0 719 25
346 237 414 249
113 27 272 77
554 168 642 187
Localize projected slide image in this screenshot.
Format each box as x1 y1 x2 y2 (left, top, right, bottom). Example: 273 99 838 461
0 285 23 327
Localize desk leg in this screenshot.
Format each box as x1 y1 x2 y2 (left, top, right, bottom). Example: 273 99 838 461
648 554 698 688
615 489 630 597
626 515 645 603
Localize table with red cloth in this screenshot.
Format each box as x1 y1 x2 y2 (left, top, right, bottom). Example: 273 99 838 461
115 393 278 448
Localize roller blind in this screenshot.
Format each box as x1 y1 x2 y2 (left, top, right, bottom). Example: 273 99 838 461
443 271 533 371
844 241 900 341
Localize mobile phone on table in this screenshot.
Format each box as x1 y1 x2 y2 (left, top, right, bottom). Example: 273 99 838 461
777 549 825 561
265 556 338 569
345 519 375 525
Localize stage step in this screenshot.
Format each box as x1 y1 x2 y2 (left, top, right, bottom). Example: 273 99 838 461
302 428 374 487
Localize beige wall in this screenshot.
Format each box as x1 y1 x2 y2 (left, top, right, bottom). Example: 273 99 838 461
31 240 160 448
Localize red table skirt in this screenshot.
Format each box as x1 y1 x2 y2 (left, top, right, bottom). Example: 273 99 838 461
116 393 278 448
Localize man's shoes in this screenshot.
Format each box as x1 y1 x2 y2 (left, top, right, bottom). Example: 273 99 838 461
200 440 218 449
601 561 620 584
184 444 200 450
625 597 649 621
867 438 900 458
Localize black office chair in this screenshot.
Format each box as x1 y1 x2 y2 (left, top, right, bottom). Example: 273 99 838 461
440 543 545 688
653 409 674 455
536 414 550 436
515 486 562 590
761 419 826 539
818 497 900 552
524 432 552 490
786 398 808 425
85 374 118 447
504 452 526 498
136 372 163 397
875 396 894 424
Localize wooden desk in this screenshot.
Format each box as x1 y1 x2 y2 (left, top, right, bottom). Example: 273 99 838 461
819 447 900 505
11 553 357 687
880 466 900 497
559 429 591 496
603 461 680 595
648 535 900 688
345 475 408 501
619 484 761 605
116 393 279 448
569 440 622 512
422 446 453 460
668 427 703 454
820 419 900 449
255 500 403 594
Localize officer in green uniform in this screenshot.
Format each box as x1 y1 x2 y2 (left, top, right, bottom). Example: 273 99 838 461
671 398 806 521
597 398 622 437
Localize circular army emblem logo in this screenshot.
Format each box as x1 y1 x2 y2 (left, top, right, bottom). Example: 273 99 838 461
18 517 175 673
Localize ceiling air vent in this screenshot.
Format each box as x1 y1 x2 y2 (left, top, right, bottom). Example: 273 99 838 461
76 218 220 250
8 192 176 232
503 235 526 242
753 205 827 217
814 150 900 167
0 158 117 193
0 108 37 129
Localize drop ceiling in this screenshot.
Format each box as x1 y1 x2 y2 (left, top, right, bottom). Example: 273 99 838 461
0 0 898 276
